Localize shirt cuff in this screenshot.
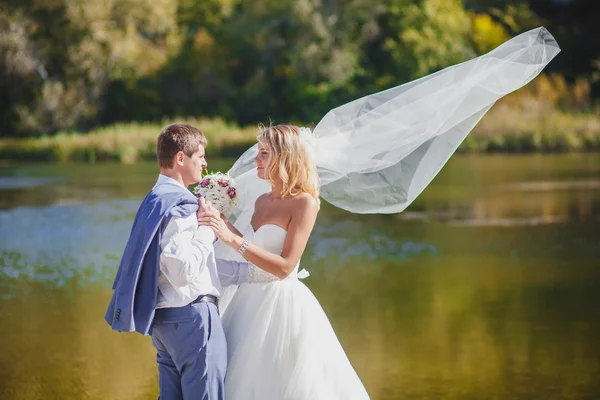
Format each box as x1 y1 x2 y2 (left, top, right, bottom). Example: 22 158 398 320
195 225 216 244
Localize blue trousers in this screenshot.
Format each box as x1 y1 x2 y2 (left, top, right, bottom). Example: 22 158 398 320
151 302 226 400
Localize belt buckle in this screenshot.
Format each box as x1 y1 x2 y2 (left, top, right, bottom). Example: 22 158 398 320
197 294 218 306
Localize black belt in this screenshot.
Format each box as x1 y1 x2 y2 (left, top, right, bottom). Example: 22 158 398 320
191 294 218 307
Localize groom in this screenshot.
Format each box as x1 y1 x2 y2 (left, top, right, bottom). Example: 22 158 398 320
105 123 238 400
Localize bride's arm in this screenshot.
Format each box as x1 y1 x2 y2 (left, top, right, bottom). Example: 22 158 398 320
203 195 319 279
221 214 243 237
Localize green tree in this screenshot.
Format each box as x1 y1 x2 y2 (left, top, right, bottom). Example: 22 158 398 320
212 0 367 124
1 0 181 136
384 0 474 79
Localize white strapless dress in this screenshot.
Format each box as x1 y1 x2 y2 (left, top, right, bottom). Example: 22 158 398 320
221 224 370 400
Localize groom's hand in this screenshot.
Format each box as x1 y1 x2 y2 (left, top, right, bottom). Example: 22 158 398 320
197 201 236 244
198 197 216 224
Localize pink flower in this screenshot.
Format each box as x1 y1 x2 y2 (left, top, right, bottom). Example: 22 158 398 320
200 178 210 187
227 187 236 199
196 192 203 199
217 179 229 187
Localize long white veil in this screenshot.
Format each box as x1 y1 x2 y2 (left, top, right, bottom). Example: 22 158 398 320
215 27 560 264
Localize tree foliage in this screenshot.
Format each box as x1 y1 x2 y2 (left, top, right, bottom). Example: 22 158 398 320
0 0 596 137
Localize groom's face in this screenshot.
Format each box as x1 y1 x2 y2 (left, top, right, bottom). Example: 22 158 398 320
181 144 207 186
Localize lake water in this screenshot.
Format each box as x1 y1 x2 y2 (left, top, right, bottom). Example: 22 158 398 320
1 154 599 400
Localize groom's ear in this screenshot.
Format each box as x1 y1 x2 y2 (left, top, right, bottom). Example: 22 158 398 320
174 151 185 166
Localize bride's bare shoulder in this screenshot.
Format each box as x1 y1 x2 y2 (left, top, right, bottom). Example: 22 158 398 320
255 193 270 205
290 193 319 213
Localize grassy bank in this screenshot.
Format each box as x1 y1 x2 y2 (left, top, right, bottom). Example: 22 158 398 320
462 104 600 153
0 118 259 164
1 109 599 164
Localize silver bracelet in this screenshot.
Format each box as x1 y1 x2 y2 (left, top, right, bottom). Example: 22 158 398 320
237 239 250 255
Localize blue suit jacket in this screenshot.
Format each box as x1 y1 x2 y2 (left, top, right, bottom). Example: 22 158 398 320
105 182 198 335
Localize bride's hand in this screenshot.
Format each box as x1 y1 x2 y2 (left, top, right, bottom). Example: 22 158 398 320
219 212 244 238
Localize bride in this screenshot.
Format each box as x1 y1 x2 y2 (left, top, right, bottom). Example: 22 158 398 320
201 27 559 400
200 124 370 399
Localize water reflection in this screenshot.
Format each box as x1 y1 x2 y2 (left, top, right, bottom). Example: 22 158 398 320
1 154 599 400
0 201 138 298
0 286 157 399
400 178 600 226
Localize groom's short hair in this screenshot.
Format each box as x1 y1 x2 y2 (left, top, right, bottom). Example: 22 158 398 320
157 123 207 168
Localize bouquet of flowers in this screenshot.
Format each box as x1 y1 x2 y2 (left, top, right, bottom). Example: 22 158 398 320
192 172 239 216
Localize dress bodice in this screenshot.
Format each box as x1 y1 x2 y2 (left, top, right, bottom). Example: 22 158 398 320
243 224 301 283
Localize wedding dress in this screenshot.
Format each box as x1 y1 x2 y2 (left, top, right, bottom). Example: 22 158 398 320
221 224 370 400
216 27 560 399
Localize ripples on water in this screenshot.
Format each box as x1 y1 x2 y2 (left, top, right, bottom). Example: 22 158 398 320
0 176 63 190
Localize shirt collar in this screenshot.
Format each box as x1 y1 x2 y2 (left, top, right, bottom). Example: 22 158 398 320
156 174 186 189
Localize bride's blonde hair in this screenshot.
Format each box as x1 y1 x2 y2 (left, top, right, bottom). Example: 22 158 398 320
258 124 320 199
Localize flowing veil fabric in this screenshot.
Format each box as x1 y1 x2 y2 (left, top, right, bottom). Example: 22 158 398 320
215 27 560 270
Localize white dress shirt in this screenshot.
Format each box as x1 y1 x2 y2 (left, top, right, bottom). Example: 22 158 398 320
155 174 248 309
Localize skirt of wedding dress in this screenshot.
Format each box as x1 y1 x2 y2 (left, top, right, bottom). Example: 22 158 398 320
221 279 370 400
